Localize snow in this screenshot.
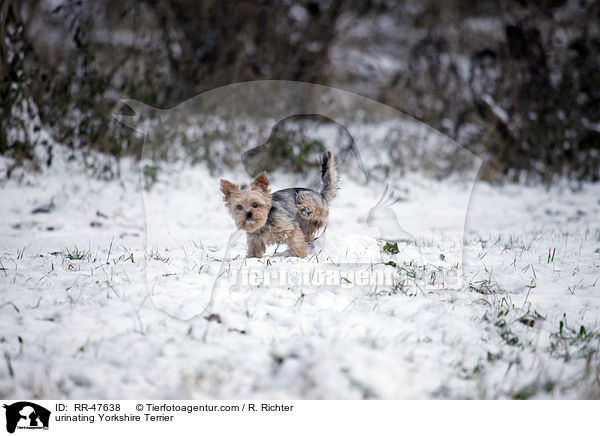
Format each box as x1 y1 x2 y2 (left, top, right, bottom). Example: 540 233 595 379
582 117 600 134
288 5 309 23
1 142 599 399
481 94 508 124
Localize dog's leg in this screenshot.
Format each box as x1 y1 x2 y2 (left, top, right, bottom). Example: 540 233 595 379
287 227 308 258
247 234 266 258
296 192 328 241
302 220 324 242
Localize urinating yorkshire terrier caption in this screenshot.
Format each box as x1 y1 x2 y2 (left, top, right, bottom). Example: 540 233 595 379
1 401 295 434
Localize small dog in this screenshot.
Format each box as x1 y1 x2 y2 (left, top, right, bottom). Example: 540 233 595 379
220 151 338 258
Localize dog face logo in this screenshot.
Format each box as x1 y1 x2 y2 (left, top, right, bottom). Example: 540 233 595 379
3 402 50 433
113 81 481 320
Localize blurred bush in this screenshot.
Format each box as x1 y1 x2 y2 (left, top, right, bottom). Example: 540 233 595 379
1 0 598 182
337 0 600 182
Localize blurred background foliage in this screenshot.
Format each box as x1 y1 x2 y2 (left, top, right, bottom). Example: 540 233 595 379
1 0 599 181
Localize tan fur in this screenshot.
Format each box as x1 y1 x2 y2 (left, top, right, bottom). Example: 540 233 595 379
245 207 304 257
220 173 272 234
296 191 328 241
220 152 337 258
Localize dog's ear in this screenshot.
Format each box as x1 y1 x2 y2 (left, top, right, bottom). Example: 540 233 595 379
251 172 270 192
220 179 240 201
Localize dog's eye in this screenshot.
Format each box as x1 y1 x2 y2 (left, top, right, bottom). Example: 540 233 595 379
236 205 243 210
252 202 258 208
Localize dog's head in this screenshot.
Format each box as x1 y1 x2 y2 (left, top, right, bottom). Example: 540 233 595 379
220 172 272 233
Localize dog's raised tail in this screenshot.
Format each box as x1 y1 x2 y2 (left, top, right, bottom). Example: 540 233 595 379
320 150 339 203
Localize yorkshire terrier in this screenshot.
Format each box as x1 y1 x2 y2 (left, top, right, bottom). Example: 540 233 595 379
220 151 338 258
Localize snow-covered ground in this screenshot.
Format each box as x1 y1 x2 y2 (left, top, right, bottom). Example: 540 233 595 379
1 150 599 399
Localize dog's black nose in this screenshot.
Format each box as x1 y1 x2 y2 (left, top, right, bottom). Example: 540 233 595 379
246 211 253 219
